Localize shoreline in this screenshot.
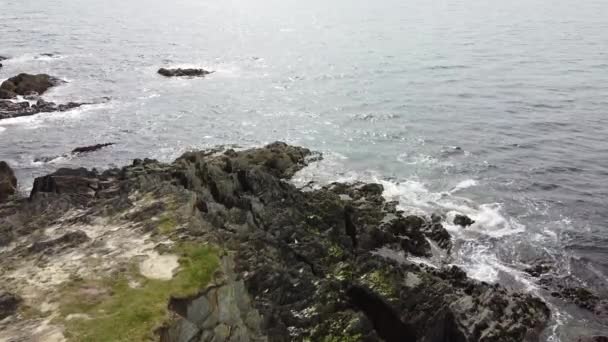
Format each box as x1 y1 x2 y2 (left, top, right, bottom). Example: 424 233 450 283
0 142 560 341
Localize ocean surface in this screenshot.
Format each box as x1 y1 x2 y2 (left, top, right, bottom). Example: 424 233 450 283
1 0 608 339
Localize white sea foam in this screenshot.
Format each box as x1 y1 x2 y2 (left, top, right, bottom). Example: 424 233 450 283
451 179 478 192
6 53 65 63
292 157 529 287
0 102 111 130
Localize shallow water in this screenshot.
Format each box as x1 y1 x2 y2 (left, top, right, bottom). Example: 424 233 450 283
1 0 608 339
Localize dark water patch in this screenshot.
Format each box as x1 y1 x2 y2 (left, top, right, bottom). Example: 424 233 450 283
426 64 470 70
532 166 585 175
529 182 561 191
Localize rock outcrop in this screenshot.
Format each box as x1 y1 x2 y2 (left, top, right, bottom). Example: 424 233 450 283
72 143 115 154
158 68 213 77
0 98 84 120
0 161 17 202
0 143 551 341
0 73 60 99
453 214 475 227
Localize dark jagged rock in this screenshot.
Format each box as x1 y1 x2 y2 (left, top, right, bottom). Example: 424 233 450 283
0 98 84 120
0 161 17 202
453 214 475 227
158 67 213 77
550 287 599 311
0 142 551 341
71 143 115 154
538 275 608 323
33 98 83 113
524 263 552 277
0 73 61 99
33 143 115 164
0 100 34 118
30 167 99 201
0 292 22 320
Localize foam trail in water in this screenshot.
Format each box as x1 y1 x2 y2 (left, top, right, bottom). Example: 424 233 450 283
0 102 112 129
5 53 66 63
292 157 529 286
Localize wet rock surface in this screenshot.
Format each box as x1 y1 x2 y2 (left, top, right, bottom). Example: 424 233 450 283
577 337 608 342
453 214 475 227
71 142 115 154
158 67 213 77
524 263 552 277
33 143 116 163
0 161 17 202
0 73 60 99
0 98 85 120
0 142 551 341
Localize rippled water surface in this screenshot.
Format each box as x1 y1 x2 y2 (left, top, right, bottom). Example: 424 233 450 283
1 0 608 339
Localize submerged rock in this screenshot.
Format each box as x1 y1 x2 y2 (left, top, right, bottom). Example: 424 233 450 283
0 73 61 99
550 287 600 311
0 142 551 341
453 214 475 227
577 337 608 342
524 263 552 277
0 161 17 202
33 143 116 164
72 143 115 154
0 98 85 120
157 67 213 77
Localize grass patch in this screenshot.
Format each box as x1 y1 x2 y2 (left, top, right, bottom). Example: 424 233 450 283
157 215 178 235
60 244 219 342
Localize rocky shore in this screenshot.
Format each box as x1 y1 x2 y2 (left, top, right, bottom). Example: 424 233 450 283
0 142 554 341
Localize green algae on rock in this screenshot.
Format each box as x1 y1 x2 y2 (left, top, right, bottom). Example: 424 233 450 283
58 245 219 342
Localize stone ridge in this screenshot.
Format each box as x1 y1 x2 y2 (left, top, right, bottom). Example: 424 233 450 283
0 142 550 342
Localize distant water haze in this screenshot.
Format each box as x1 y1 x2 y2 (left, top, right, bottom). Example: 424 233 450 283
1 0 608 339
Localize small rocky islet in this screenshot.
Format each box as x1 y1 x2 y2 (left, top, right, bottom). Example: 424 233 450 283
0 66 213 121
0 72 86 120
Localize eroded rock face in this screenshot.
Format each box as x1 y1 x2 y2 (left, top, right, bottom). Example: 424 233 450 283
158 67 213 77
0 161 17 202
0 73 60 99
0 142 551 341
